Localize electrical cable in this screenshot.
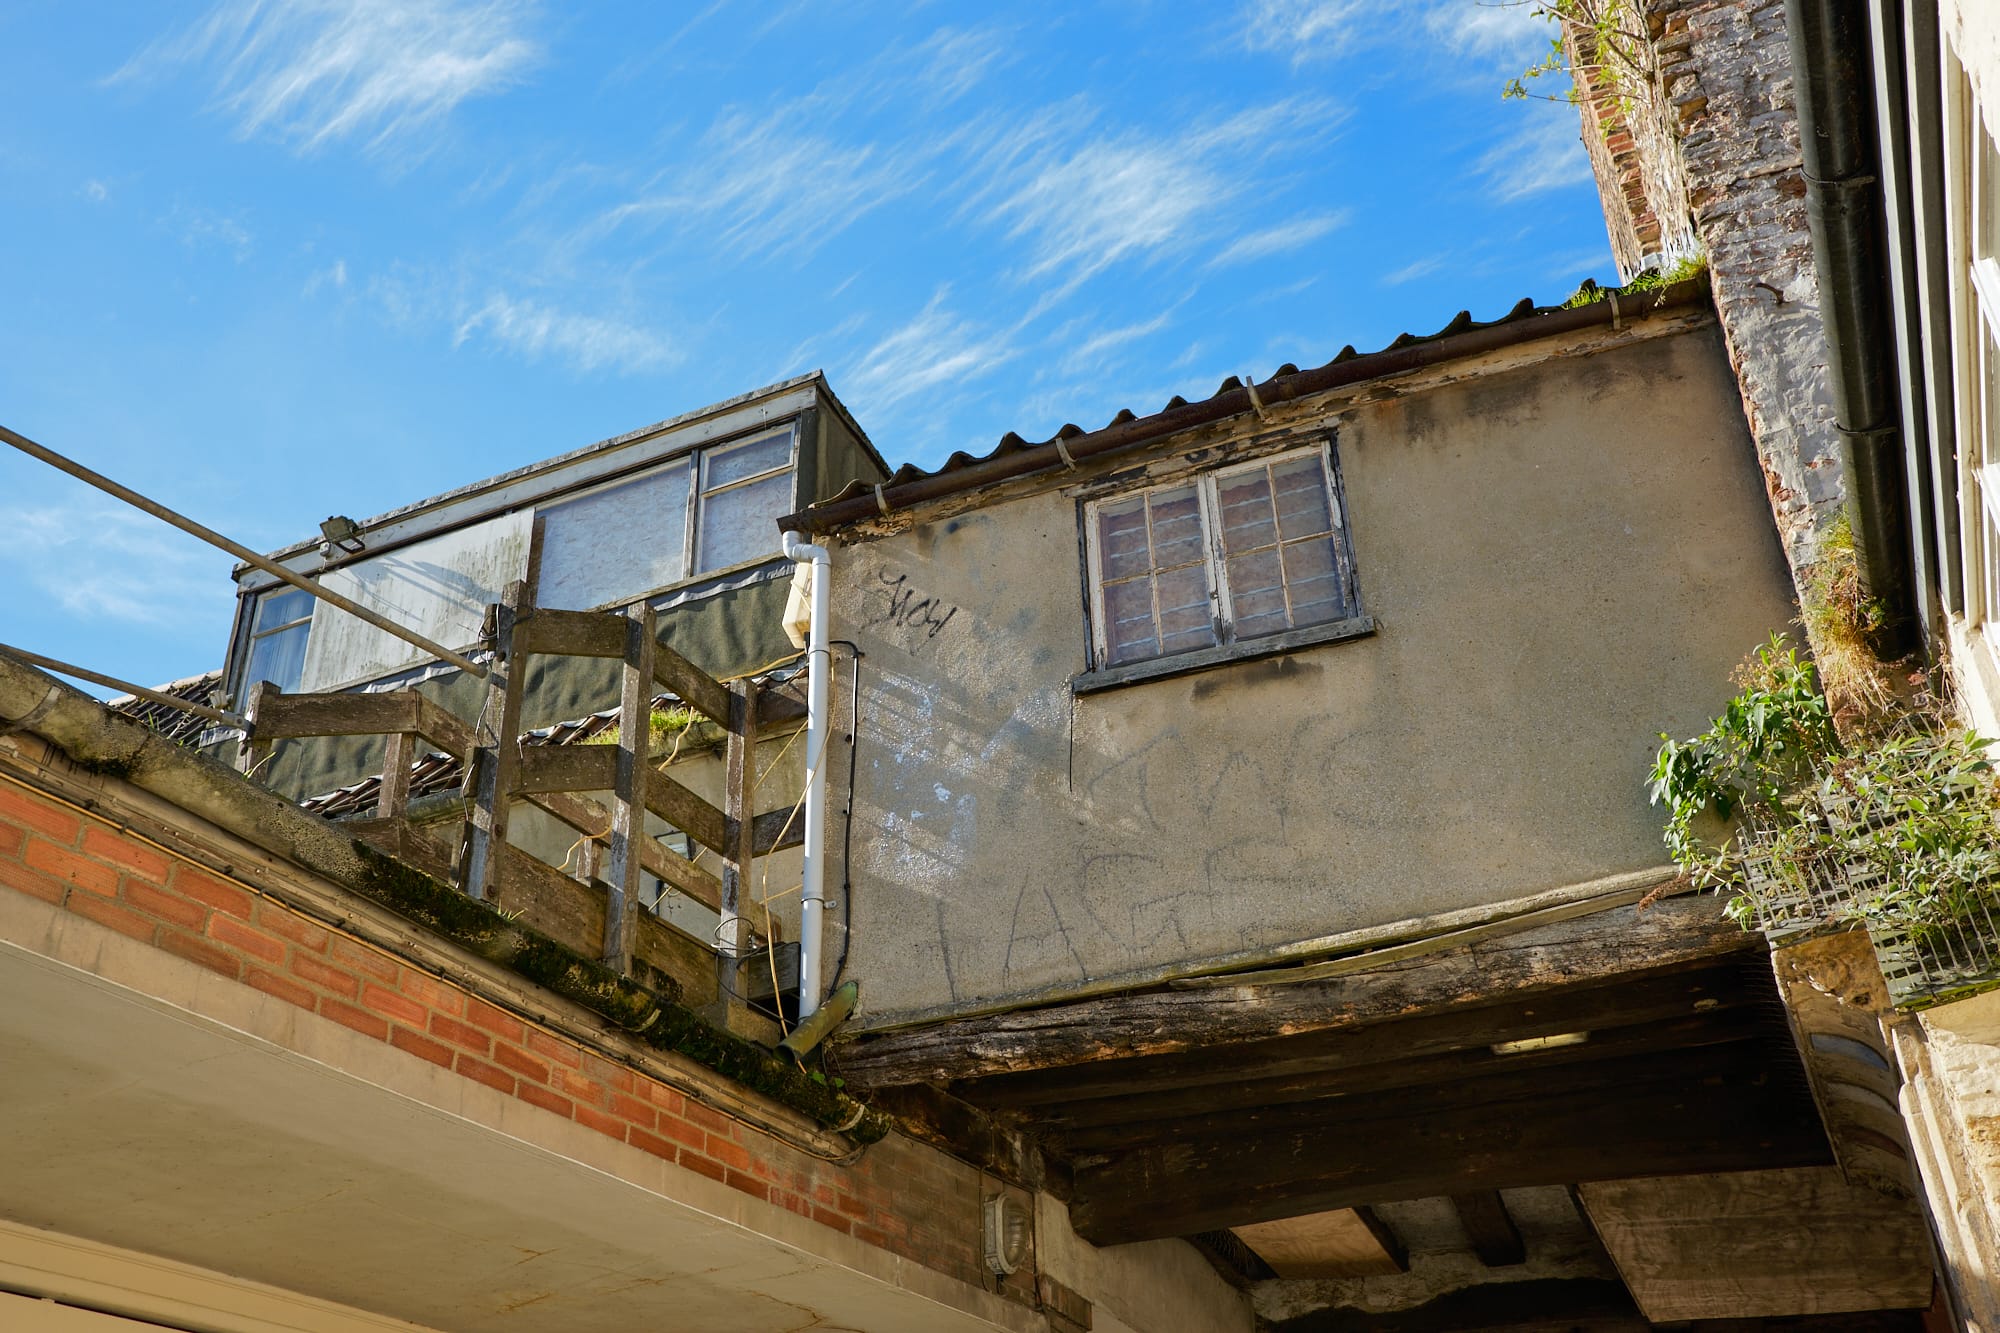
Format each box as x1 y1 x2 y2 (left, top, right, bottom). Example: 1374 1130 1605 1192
828 640 862 990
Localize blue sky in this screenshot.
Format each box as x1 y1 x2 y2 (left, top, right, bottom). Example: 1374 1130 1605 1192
1 0 1610 693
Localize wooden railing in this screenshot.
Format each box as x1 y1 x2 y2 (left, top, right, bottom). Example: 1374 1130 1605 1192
244 582 805 983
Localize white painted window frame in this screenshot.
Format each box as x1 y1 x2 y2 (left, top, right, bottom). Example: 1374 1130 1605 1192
1943 47 2000 687
1081 440 1359 672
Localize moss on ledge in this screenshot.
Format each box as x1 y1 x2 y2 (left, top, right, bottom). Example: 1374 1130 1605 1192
348 841 887 1142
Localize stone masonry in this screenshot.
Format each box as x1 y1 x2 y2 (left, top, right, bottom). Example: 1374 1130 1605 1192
1573 0 1846 573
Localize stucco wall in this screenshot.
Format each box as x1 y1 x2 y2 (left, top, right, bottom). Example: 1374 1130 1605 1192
827 320 1797 1023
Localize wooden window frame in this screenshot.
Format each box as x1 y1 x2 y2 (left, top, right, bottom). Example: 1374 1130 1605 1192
1075 440 1370 694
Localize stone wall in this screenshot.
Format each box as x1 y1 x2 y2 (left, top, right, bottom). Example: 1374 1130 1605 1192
1573 0 1846 572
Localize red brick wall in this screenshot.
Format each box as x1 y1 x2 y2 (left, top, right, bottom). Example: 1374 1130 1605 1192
0 774 1006 1294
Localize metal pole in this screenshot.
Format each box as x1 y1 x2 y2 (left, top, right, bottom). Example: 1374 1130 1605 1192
0 643 248 728
1 423 489 678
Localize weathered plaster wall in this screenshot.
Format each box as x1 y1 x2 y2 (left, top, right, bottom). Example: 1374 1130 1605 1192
830 320 1796 1023
1576 0 1845 573
1947 0 2000 138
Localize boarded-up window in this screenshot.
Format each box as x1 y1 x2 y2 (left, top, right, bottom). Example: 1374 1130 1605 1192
298 511 532 692
1084 443 1358 671
695 430 795 574
537 461 692 611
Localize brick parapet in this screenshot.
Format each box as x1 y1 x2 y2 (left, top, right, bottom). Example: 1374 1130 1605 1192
0 771 1022 1300
1572 0 1844 574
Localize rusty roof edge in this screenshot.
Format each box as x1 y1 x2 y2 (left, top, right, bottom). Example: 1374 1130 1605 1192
778 274 1713 535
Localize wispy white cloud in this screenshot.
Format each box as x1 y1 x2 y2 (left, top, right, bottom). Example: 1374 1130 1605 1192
1210 211 1348 267
1424 0 1555 63
1478 113 1591 201
1383 255 1446 285
844 290 1019 414
593 103 921 260
907 26 1010 106
119 0 539 157
453 292 678 375
303 258 349 297
1242 0 1552 68
167 203 254 259
1052 311 1175 378
962 97 1343 295
82 180 109 203
0 500 228 629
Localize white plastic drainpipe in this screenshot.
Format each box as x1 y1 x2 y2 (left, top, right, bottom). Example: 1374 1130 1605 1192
781 531 831 1020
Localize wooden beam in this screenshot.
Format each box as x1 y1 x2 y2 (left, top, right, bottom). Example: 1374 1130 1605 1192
653 642 730 726
514 744 615 794
1450 1191 1526 1268
1354 1207 1408 1273
524 790 730 919
1066 1061 1828 1244
838 896 1752 1087
861 1084 1064 1198
1019 1001 1765 1136
511 607 629 659
513 745 727 852
718 681 758 961
751 805 804 856
251 689 420 740
603 603 654 973
1047 1039 1775 1154
378 730 414 820
462 582 527 901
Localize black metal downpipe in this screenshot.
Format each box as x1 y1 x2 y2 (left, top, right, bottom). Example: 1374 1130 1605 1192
1785 0 1918 657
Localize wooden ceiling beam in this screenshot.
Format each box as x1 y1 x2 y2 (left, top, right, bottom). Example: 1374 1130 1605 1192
838 896 1754 1088
948 961 1764 1112
1066 1070 1829 1244
1024 1005 1767 1135
1047 1038 1778 1153
1451 1190 1527 1267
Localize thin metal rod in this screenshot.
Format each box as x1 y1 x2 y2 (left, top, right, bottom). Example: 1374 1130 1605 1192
1 423 488 678
0 643 248 728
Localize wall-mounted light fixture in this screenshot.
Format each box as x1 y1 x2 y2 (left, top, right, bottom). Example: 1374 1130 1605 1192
982 1194 1031 1276
319 514 366 555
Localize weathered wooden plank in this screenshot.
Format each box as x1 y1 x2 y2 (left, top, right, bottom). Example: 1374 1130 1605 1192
860 1084 1063 1198
378 731 414 820
1047 1038 1773 1154
462 582 527 901
653 642 730 725
751 806 804 856
511 607 629 659
1015 995 1764 1131
252 689 420 739
840 896 1757 1087
1450 1191 1525 1268
718 681 758 962
604 604 654 973
1067 1060 1829 1244
524 790 729 917
643 769 728 856
347 819 456 882
408 692 475 758
514 743 616 794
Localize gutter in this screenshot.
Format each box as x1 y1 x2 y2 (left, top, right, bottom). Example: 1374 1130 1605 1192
1784 0 1921 656
778 275 1714 536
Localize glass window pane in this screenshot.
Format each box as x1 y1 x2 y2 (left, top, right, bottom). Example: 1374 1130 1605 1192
1097 497 1151 581
1156 564 1217 655
244 623 309 690
1283 537 1347 626
539 463 690 610
697 470 791 572
255 586 316 631
1979 116 2000 264
1227 548 1287 637
704 432 792 490
1272 456 1334 541
1103 578 1158 665
1148 486 1206 567
1217 469 1278 552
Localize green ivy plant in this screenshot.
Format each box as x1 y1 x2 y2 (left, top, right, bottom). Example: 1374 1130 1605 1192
1503 0 1654 111
1649 636 2000 944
